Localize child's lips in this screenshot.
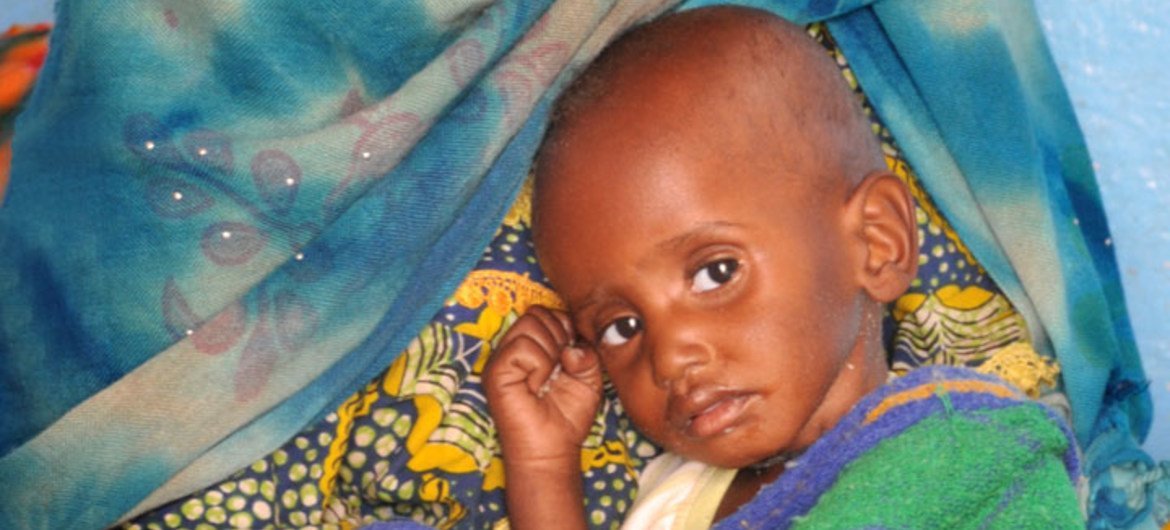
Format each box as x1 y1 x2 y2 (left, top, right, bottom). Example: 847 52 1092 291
673 390 755 439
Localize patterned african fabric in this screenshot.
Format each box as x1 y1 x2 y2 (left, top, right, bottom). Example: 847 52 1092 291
121 182 660 530
714 366 1084 530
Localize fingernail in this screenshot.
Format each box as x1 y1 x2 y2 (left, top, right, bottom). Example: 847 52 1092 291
538 364 563 399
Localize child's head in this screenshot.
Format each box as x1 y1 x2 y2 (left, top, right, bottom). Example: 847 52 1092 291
532 6 918 468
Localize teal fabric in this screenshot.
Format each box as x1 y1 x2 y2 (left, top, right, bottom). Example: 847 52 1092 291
0 1 1161 528
0 0 677 527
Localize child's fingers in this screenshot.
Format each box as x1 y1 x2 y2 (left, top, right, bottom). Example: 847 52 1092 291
560 346 603 392
525 306 573 350
490 334 559 396
545 308 576 343
560 346 598 377
496 313 563 362
485 307 583 402
545 347 604 429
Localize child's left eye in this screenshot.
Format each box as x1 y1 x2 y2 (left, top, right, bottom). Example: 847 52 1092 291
690 258 739 293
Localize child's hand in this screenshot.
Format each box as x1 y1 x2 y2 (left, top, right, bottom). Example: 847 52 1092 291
484 306 603 470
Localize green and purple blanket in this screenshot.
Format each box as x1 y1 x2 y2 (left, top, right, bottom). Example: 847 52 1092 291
719 366 1083 529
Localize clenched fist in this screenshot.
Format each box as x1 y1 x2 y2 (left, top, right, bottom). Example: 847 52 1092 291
484 306 604 470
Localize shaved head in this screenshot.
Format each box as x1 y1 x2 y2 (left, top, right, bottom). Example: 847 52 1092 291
535 5 884 202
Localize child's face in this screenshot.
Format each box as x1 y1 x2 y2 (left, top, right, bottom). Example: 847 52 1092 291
535 85 873 468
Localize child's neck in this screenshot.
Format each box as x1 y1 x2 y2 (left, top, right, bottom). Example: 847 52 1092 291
711 346 890 522
714 464 786 520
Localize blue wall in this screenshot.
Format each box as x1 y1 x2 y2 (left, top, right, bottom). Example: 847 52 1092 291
2 1 53 27
3 0 1167 458
1034 0 1170 460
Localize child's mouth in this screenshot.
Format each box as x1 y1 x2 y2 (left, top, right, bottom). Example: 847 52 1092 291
681 392 754 438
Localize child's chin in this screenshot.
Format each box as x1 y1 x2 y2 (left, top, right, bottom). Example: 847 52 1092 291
674 443 773 470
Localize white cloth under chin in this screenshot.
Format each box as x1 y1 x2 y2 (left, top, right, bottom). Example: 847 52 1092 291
620 453 737 530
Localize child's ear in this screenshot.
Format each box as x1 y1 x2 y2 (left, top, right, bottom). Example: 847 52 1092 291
847 171 919 303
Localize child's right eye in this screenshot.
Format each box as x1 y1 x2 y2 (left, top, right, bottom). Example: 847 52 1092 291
599 316 642 347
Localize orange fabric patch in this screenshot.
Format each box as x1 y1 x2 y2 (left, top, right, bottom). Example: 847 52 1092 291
864 379 1017 425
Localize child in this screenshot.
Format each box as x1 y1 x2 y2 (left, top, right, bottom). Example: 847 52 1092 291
484 6 1083 529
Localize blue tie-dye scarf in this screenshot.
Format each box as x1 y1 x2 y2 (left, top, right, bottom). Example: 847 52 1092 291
0 1 1160 528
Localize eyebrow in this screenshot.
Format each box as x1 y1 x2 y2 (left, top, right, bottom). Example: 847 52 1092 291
652 220 744 255
571 289 609 322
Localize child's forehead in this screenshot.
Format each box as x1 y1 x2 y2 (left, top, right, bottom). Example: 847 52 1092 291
534 7 880 238
539 67 829 208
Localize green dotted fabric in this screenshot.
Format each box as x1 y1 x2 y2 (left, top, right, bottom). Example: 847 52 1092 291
125 191 659 529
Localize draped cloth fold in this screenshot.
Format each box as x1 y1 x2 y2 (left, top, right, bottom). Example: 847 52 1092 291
0 1 1160 528
0 1 677 526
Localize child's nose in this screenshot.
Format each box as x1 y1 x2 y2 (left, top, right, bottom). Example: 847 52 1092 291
646 319 712 390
